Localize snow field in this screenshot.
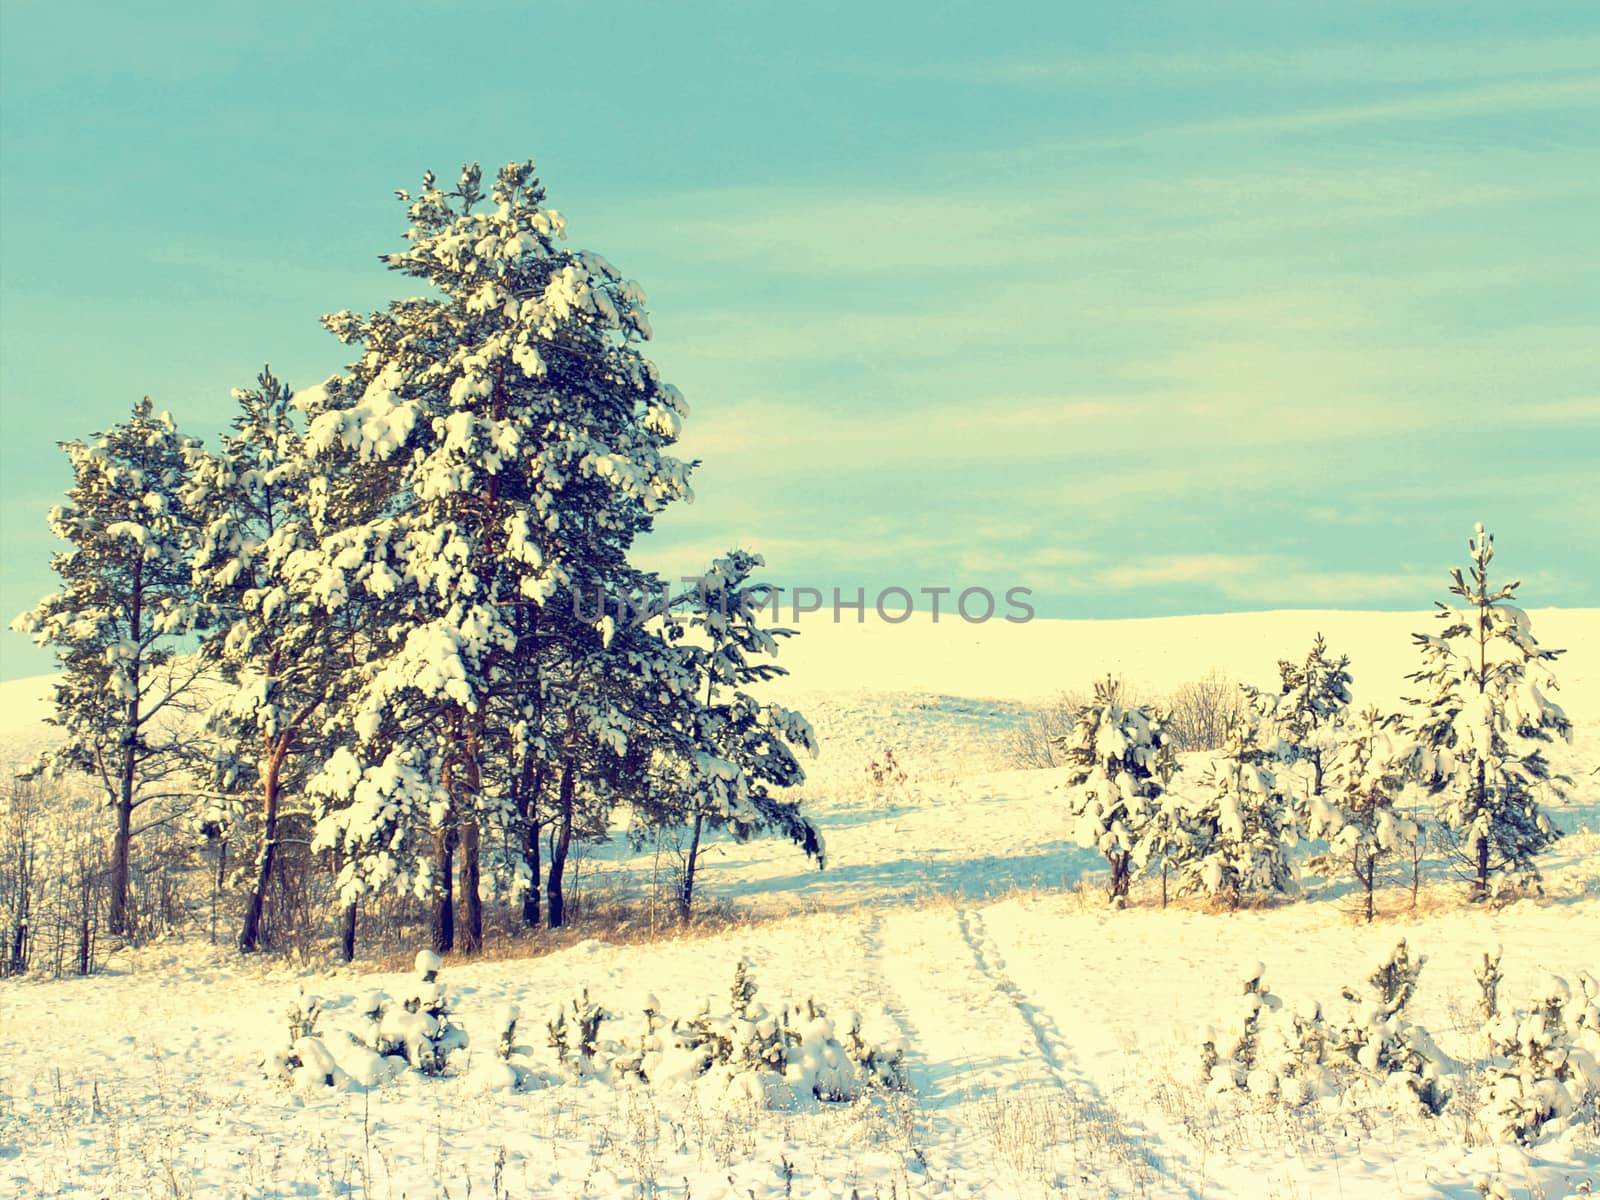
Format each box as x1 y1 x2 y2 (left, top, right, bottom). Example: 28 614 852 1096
7 886 1599 1198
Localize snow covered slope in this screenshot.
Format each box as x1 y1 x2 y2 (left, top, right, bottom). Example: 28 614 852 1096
0 673 54 772
758 607 1600 714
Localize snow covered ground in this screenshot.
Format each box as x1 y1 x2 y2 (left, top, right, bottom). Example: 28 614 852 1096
2 609 1597 1199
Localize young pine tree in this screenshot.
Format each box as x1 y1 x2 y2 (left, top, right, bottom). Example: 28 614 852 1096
1058 677 1174 903
1268 633 1353 796
1181 712 1299 906
11 399 211 937
1406 524 1570 902
1307 707 1417 923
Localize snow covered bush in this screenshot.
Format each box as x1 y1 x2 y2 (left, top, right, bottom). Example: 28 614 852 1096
1326 941 1452 1115
1407 523 1571 902
265 950 474 1092
1199 961 1284 1096
1057 677 1175 903
262 988 353 1094
661 962 906 1104
346 949 469 1077
1478 972 1600 1144
547 988 609 1078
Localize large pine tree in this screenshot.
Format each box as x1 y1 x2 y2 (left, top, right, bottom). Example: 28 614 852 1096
190 368 373 952
300 162 694 952
1407 524 1569 901
11 399 210 936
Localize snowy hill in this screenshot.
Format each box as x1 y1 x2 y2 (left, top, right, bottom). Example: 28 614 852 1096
757 606 1600 714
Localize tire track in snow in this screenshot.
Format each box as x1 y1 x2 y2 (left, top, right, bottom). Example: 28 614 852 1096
955 909 1075 1086
878 906 1059 1103
857 910 938 1098
957 906 1206 1200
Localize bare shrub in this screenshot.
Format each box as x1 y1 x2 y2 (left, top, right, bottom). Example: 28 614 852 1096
1165 669 1247 752
0 777 112 977
1001 677 1141 770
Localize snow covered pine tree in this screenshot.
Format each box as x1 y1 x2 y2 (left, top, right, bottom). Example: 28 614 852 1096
1407 524 1570 902
190 367 372 953
655 551 821 920
299 161 818 952
301 162 696 952
1257 633 1353 796
1305 707 1417 923
11 398 211 937
1058 677 1174 903
1182 710 1299 906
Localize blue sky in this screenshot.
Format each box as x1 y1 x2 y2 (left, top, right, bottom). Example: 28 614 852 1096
2 1 1597 679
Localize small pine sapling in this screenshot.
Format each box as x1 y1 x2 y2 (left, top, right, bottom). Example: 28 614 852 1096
1479 973 1600 1143
1201 961 1284 1095
1476 949 1504 1022
548 989 608 1078
1257 633 1353 796
262 988 352 1092
379 949 469 1075
842 1011 909 1092
1181 712 1299 906
1307 707 1418 923
1331 941 1451 1114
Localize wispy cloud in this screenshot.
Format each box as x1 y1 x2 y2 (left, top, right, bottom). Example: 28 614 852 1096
1173 76 1600 137
846 37 1600 90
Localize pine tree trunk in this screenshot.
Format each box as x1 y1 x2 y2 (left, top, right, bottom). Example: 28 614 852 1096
339 898 357 963
1473 760 1490 901
546 762 575 930
1107 851 1130 902
521 822 542 930
459 819 482 955
1362 852 1375 924
680 810 705 922
239 741 284 953
1475 828 1490 903
8 920 25 976
8 837 30 975
109 741 135 938
431 824 457 953
519 763 544 931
